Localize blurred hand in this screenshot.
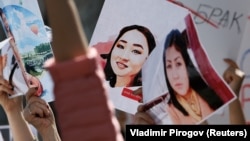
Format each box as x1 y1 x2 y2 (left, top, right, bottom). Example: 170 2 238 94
223 58 245 96
23 87 55 135
26 74 43 96
0 55 20 112
223 58 246 124
132 87 142 95
134 104 155 125
132 87 143 103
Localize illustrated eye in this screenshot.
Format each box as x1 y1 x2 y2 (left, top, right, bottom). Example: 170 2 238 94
166 64 171 69
176 62 182 67
132 50 142 55
116 44 124 49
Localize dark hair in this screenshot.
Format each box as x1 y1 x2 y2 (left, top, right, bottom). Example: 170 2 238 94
103 25 156 87
163 29 223 116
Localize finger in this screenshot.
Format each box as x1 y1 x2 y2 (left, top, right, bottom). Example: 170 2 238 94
28 103 44 117
28 95 48 110
223 58 237 83
25 87 38 101
223 66 245 84
28 75 40 88
0 77 7 84
28 101 50 118
0 85 14 95
0 77 13 89
135 118 152 125
134 112 155 125
223 68 234 84
0 78 14 95
39 103 51 117
223 74 232 84
137 104 146 112
27 75 43 96
223 58 238 68
133 87 142 95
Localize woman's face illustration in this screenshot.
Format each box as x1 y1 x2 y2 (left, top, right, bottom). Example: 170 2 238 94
110 29 149 78
165 45 189 96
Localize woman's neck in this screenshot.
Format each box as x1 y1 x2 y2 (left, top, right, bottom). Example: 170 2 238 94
182 88 193 102
176 88 202 121
115 75 135 87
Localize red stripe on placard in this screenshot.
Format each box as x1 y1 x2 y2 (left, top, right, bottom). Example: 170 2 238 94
122 88 142 102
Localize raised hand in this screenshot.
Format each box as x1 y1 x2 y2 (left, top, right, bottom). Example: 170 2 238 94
0 55 19 112
223 58 245 95
223 58 246 124
0 54 35 141
23 87 60 141
134 104 155 125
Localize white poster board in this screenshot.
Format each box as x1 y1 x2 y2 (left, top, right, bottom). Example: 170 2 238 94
174 0 250 124
0 0 54 102
177 0 250 76
89 0 189 114
236 13 250 124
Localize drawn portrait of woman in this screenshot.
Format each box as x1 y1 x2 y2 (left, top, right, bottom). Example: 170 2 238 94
102 25 156 88
163 29 224 124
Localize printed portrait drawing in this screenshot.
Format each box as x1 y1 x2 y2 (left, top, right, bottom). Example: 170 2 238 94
96 25 156 88
162 29 224 124
142 14 236 124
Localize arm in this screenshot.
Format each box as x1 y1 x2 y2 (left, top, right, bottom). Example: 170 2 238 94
4 99 35 141
23 87 61 141
44 0 124 140
223 58 246 124
0 56 35 141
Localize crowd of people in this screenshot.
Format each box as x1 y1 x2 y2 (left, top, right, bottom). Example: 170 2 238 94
0 0 247 141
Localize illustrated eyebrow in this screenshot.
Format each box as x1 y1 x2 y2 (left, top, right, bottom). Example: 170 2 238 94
119 40 143 49
166 56 181 62
166 59 171 63
119 40 127 44
174 56 181 61
133 43 143 49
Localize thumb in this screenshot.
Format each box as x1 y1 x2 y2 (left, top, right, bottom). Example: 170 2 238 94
223 58 238 68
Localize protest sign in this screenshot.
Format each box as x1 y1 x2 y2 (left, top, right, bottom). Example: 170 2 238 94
0 0 54 102
142 14 235 124
172 0 250 124
175 0 250 76
89 0 190 114
90 0 236 123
